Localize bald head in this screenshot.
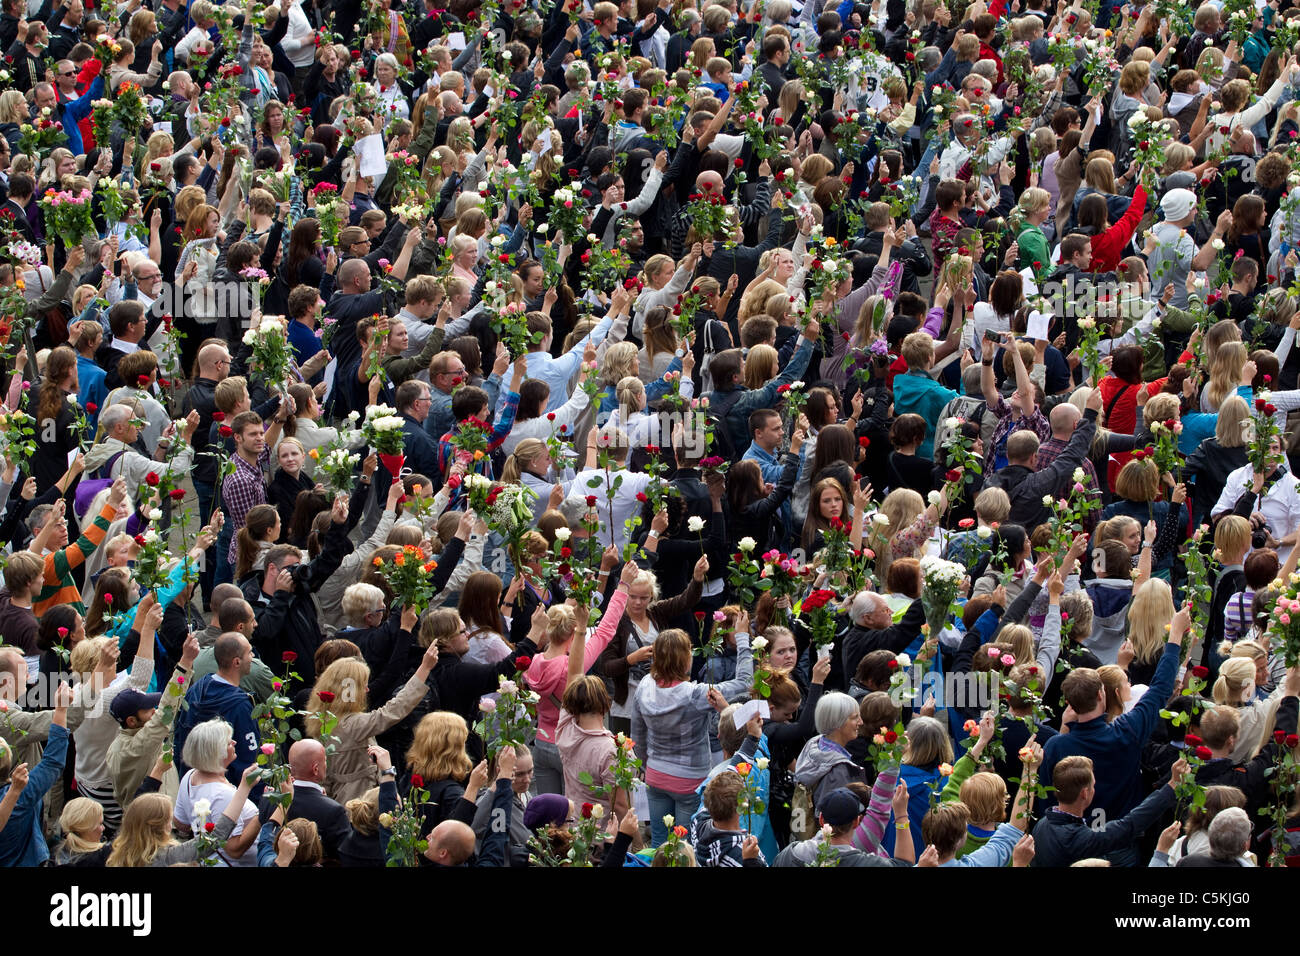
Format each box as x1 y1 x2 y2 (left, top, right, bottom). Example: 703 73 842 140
338 258 370 292
696 170 724 195
288 739 327 782
428 820 476 865
1049 402 1081 437
209 582 244 623
197 342 231 380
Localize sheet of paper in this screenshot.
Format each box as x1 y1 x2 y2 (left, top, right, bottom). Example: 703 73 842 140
446 31 467 51
1026 309 1050 342
537 129 552 155
356 134 386 179
154 120 172 136
731 699 771 727
1019 267 1039 297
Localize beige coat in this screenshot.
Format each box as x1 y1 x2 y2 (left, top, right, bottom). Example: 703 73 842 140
323 670 431 804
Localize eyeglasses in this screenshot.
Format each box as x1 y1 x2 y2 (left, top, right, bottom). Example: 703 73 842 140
59 71 76 77
215 358 231 367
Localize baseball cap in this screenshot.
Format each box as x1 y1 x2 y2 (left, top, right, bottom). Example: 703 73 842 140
110 689 162 726
819 787 866 826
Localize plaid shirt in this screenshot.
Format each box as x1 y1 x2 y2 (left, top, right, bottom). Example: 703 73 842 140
224 447 270 565
989 398 1051 465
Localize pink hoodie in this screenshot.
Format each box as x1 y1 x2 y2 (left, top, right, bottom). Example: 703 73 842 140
526 588 629 743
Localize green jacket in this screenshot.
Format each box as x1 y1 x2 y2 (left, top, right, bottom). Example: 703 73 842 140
939 752 998 859
105 664 188 809
1016 223 1051 285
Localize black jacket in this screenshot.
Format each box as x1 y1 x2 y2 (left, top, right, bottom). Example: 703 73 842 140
984 409 1098 530
851 231 932 296
841 599 926 680
1030 784 1174 867
260 783 353 861
1195 695 1299 825
181 376 221 486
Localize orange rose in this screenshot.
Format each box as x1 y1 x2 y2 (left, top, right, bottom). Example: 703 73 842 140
734 762 751 776
394 554 405 566
308 449 320 460
372 556 383 567
672 825 688 838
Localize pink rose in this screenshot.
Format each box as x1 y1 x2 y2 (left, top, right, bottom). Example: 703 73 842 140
261 743 275 756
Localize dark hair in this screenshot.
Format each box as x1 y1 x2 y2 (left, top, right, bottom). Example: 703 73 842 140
1244 549 1279 589
1110 345 1144 385
451 385 489 422
287 490 329 548
990 524 1028 572
1077 193 1109 233
805 387 838 429
810 423 856 478
37 605 79 652
516 379 550 422
890 413 926 448
726 458 766 515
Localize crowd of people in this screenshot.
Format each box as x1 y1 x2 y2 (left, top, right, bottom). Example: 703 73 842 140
0 0 1299 871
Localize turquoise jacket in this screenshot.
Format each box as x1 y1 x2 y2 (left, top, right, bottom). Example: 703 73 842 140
892 370 961 459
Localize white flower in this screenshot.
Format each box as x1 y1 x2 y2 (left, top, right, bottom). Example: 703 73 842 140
663 814 675 828
871 513 891 527
1042 494 1054 506
348 410 361 422
687 516 706 533
553 526 572 542
932 85 942 95
821 823 834 839
490 234 505 246
586 233 598 244
945 417 960 429
1073 467 1085 482
738 536 756 552
751 636 768 651
590 803 605 818
1077 317 1095 329
756 757 770 770
933 105 943 116
242 329 256 345
535 222 548 234
821 260 837 272
790 381 805 390
485 280 498 293
192 798 211 821
976 526 992 539
1192 276 1206 289
928 490 942 506
1127 111 1146 129
895 653 911 668
147 508 163 521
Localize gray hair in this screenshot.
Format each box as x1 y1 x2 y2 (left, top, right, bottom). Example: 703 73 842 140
98 403 134 432
557 495 594 528
850 590 887 625
1207 807 1253 861
182 718 234 774
814 692 859 736
375 52 399 72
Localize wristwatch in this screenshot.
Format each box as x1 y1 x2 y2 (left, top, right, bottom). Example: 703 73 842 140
380 767 397 778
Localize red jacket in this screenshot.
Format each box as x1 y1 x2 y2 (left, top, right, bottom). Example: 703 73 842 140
1087 186 1147 274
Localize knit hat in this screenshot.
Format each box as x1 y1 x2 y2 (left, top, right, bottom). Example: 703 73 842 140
523 793 571 829
1160 188 1196 223
819 787 866 826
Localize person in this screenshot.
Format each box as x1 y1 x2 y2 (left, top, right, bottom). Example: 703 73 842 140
260 740 354 864
173 718 263 866
690 770 766 867
52 798 112 867
107 766 260 867
1174 807 1257 867
172 633 262 784
0 682 72 866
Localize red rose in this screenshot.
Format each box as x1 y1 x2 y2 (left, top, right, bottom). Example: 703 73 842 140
1275 729 1287 744
734 157 743 168
137 374 151 387
134 534 146 546
514 656 532 670
1195 745 1212 760
282 651 298 663
581 802 594 819
85 402 97 413
212 411 225 421
883 730 898 743
1256 399 1268 411
694 611 706 620
169 489 186 500
1191 665 1209 679
1185 733 1203 747
887 659 899 670
351 49 361 60
636 492 648 502
774 116 783 126
858 437 870 448
145 472 160 486
1266 403 1277 415
317 691 337 704
409 773 424 788
560 546 572 558
204 822 216 832
219 425 233 437
945 469 961 483
585 495 597 506
1288 734 1300 749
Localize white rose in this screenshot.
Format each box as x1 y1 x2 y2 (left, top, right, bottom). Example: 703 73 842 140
1211 237 1225 251
872 513 891 527
348 410 361 422
756 757 770 770
586 233 598 244
491 234 505 246
687 516 706 532
535 223 548 234
485 280 498 293
932 85 942 95
192 798 212 820
1192 276 1206 289
933 105 943 116
1042 494 1054 506
790 381 805 389
738 536 756 552
1073 467 1085 482
242 329 256 345
821 260 837 272
976 526 992 539
751 636 768 652
590 803 605 819
945 417 960 429
928 490 942 506
663 814 675 828
553 526 572 542
895 653 911 668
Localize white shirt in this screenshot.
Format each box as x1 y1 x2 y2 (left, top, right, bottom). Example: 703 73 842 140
1213 464 1300 565
568 466 653 552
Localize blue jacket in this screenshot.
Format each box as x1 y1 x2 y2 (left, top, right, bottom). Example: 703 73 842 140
57 74 103 157
892 370 960 459
400 413 440 480
1040 642 1180 821
77 355 107 432
172 673 261 784
0 723 67 866
882 762 943 857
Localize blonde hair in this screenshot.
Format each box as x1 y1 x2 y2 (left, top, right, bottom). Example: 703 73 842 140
107 793 176 867
743 344 779 389
1018 186 1050 215
738 278 784 322
1206 341 1248 410
58 798 105 855
1216 396 1249 447
959 772 1007 825
874 487 924 580
546 604 579 647
601 341 641 386
406 711 473 781
1097 664 1127 720
1212 657 1257 708
1214 515 1252 560
419 607 463 650
1127 578 1174 666
306 657 370 737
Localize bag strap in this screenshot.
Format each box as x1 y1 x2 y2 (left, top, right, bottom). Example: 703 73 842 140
92 449 127 481
1103 383 1133 425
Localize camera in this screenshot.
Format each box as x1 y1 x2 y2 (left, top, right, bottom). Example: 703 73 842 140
1252 526 1271 550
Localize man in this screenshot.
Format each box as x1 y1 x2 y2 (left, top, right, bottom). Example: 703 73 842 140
571 427 654 552
262 740 352 862
424 349 479 442
102 351 169 452
393 380 441 480
521 302 618 413
105 634 199 808
757 33 789 99
46 0 83 62
691 770 765 866
840 591 926 682
773 787 900 867
2 172 36 242
706 319 820 457
1175 807 1256 867
1032 755 1185 867
852 203 932 296
1212 435 1300 565
393 274 446 359
323 258 386 418
1194 669 1300 823
1039 604 1186 864
0 551 42 656
172 633 260 784
221 409 288 584
96 300 152 391
433 360 525 488
8 20 50 94
182 343 233 523
189 596 277 704
83 402 196 490
286 284 324 368
1034 403 1101 506
0 681 71 866
244 497 353 687
741 408 800 488
983 386 1101 531
469 745 533 867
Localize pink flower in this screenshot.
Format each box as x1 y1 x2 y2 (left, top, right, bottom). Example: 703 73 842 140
1000 653 1016 667
987 647 1000 657
260 743 275 756
1073 482 1085 493
712 610 726 622
1281 613 1292 625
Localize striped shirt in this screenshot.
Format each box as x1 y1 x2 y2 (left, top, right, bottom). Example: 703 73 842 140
35 503 115 617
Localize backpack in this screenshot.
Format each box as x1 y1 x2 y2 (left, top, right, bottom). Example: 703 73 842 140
705 388 745 462
789 781 818 842
933 394 986 456
73 450 126 523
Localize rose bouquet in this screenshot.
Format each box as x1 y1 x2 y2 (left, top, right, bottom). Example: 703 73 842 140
683 181 732 242
40 188 95 251
864 721 907 773
726 536 771 608
806 236 851 303
382 778 430 866
361 403 407 477
373 545 438 614
801 588 841 661
0 407 37 462
473 669 540 761
311 183 345 248
242 315 293 391
1246 393 1282 474
18 108 68 161
112 81 148 137
315 441 360 497
919 555 966 639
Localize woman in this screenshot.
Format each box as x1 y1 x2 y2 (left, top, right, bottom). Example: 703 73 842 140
1015 187 1053 283
172 720 262 866
525 563 636 794
1202 340 1248 413
1212 656 1288 763
886 413 936 494
639 306 682 383
457 572 511 665
631 610 754 847
742 344 779 389
1101 459 1187 580
725 428 804 556
1123 578 1175 687
1165 786 1250 865
281 220 329 296
403 711 481 836
1075 185 1148 274
872 486 948 582
1186 395 1250 527
1225 194 1269 273
595 342 686 425
175 203 222 349
268 437 316 535
632 247 702 336
597 557 707 737
500 376 591 458
791 692 866 834
883 715 954 856
307 638 440 803
107 765 259 866
372 53 410 121
1097 663 1132 720
255 100 291 157
234 504 281 583
1098 345 1156 491
604 371 694 449
52 797 111 866
31 345 79 491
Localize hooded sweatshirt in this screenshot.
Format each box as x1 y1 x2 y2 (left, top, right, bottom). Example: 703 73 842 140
691 815 765 867
773 834 897 867
172 673 260 783
794 735 866 810
630 633 753 786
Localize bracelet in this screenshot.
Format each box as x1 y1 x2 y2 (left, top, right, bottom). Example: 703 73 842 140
895 821 910 830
